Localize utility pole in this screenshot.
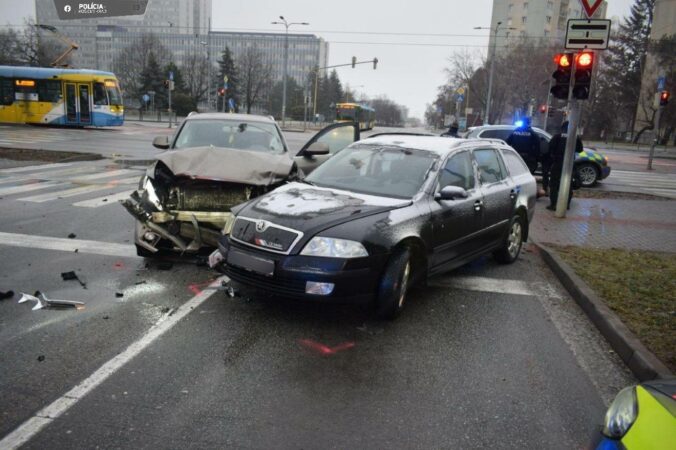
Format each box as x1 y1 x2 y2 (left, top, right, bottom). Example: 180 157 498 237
555 54 580 218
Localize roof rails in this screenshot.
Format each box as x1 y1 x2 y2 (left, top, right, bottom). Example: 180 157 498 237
364 132 437 138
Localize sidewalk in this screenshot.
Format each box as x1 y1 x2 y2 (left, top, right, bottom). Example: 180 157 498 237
530 197 676 252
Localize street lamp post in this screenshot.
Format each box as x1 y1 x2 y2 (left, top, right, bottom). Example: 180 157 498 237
271 16 309 128
474 22 515 124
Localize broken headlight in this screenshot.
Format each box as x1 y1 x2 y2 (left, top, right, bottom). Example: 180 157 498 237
143 177 163 211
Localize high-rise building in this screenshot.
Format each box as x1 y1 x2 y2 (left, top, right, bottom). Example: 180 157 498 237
33 0 328 89
488 0 608 50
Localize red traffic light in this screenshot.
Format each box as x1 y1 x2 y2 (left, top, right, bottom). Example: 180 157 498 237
660 90 670 106
576 52 593 68
555 53 572 68
217 88 225 96
539 105 547 114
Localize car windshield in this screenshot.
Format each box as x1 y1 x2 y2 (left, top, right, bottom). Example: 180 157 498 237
173 119 285 153
305 144 438 199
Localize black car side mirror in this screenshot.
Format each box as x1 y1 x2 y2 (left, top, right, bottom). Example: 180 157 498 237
304 141 330 157
435 185 468 201
152 136 170 149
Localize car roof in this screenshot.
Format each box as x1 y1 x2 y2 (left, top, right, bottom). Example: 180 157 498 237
360 135 507 156
469 124 548 134
184 113 276 124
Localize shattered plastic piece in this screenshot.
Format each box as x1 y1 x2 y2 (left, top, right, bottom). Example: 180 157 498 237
60 271 87 289
37 355 45 362
18 292 85 311
0 290 14 300
115 292 124 298
67 233 76 239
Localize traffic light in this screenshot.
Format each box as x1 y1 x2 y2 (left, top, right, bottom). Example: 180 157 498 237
351 56 356 68
163 79 170 88
660 90 670 106
373 57 378 70
539 104 547 114
217 87 225 96
551 53 573 100
573 51 594 100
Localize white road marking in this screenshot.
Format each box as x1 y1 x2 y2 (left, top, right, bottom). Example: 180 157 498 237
0 276 227 450
429 275 534 296
0 181 64 196
70 169 139 182
0 231 137 258
0 163 72 174
18 177 139 202
72 190 134 208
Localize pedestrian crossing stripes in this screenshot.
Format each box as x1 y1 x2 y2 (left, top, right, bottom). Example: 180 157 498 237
605 170 676 199
0 162 143 208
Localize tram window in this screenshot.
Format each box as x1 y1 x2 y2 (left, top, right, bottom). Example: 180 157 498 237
94 83 108 105
0 78 13 105
37 80 61 103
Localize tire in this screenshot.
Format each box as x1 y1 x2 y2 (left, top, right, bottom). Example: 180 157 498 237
374 248 412 320
576 162 599 187
493 215 524 264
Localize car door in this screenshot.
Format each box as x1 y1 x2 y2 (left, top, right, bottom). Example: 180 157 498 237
472 147 516 246
293 122 360 175
429 150 485 269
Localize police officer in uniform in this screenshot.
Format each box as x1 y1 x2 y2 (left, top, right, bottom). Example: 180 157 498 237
545 121 583 210
441 121 460 138
506 117 540 173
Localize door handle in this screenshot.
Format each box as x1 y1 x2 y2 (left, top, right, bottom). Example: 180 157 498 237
474 200 483 211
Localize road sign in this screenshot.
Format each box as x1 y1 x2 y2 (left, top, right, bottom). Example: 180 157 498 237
565 19 611 50
456 87 465 95
456 94 465 103
169 71 174 81
657 76 666 91
142 94 150 103
223 75 228 83
579 0 604 18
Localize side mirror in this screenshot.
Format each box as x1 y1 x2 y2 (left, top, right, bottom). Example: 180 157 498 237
304 141 330 157
152 136 170 150
435 185 468 201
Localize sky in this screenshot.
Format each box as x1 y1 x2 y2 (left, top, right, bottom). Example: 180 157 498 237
1 0 634 119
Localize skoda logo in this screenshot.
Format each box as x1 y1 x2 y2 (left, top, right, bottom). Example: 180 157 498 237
255 220 268 232
64 5 72 12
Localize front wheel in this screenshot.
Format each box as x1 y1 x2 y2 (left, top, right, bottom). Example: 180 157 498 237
493 215 524 264
374 248 411 320
576 162 599 187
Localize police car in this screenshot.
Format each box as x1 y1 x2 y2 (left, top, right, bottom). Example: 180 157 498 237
466 124 611 187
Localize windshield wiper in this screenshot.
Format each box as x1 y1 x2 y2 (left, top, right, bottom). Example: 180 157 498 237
298 178 316 186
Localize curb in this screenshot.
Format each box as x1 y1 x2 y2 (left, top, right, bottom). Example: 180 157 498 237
534 242 673 381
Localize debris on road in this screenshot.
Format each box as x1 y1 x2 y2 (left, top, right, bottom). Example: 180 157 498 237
18 291 85 311
0 290 14 300
61 271 87 289
157 261 173 271
67 233 77 239
115 292 124 298
37 355 45 362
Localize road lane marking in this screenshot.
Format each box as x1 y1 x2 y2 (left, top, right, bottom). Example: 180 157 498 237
70 169 139 182
428 275 534 296
0 276 228 450
18 177 139 202
72 190 135 208
0 231 137 258
0 163 72 174
0 181 64 196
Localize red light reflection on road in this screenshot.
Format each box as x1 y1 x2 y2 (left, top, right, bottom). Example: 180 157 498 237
299 339 355 356
188 279 217 295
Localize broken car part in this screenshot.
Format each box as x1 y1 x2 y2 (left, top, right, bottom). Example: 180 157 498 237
18 291 85 311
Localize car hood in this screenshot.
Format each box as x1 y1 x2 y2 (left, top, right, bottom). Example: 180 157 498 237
236 182 411 234
154 146 294 186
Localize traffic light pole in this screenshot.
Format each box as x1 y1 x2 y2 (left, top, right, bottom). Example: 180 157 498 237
555 55 579 219
647 105 663 170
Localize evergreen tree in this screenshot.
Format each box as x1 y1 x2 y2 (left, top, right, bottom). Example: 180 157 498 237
217 47 239 112
164 61 186 94
140 52 167 109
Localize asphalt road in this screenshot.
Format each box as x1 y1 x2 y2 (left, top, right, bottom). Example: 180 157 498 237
0 122 637 448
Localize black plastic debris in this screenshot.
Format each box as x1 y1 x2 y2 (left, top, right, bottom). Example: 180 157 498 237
0 290 14 300
115 292 124 298
61 271 87 289
67 233 76 239
157 262 174 271
103 315 109 320
134 280 147 286
18 292 85 311
37 355 45 362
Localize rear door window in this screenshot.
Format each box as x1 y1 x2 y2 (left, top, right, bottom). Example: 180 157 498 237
473 148 506 184
479 129 512 141
501 149 530 176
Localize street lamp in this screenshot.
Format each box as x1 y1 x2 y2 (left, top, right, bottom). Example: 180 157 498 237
271 16 309 128
200 41 210 111
474 22 516 124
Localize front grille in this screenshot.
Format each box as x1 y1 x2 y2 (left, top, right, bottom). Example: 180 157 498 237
224 265 306 296
166 183 251 211
230 217 302 254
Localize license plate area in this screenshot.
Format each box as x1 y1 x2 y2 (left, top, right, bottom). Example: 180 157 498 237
227 249 275 277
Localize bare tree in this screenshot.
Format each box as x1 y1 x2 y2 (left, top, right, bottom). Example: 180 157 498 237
20 20 70 67
0 28 24 65
112 33 170 102
239 45 272 114
181 48 210 106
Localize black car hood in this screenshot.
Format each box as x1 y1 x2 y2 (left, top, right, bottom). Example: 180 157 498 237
237 182 411 236
154 146 294 186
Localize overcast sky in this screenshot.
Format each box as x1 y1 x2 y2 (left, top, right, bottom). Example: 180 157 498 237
1 0 634 118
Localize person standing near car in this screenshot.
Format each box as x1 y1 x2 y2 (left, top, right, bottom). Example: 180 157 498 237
441 121 460 137
506 117 540 173
546 121 584 211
